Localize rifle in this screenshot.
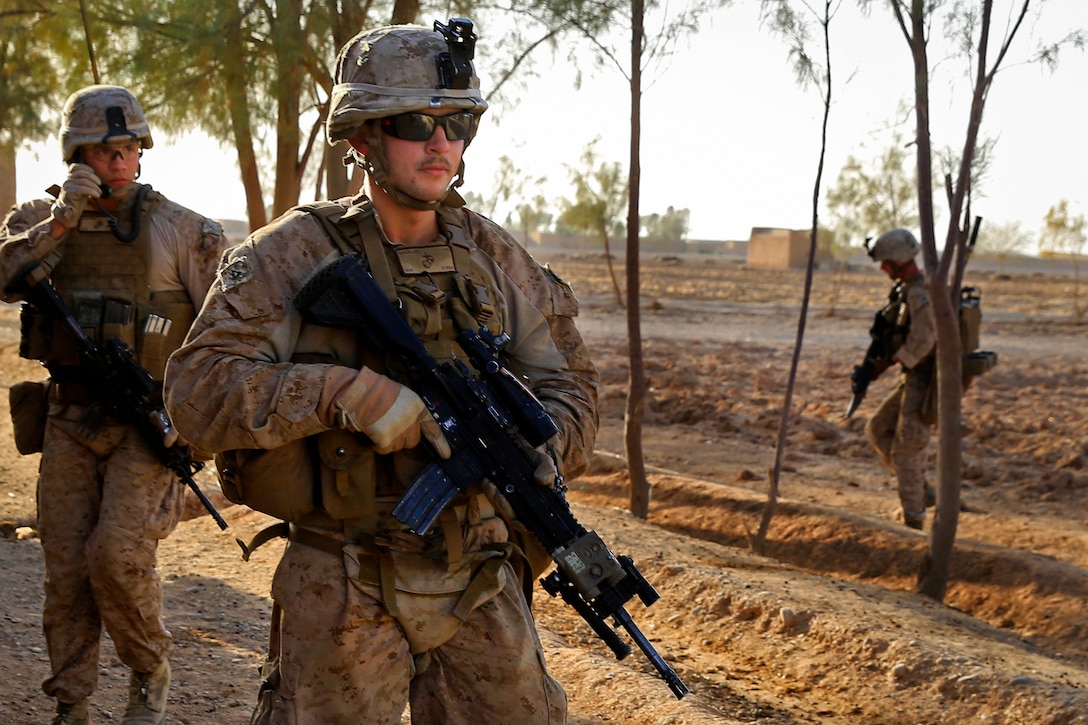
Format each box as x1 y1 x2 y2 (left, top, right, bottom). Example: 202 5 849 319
10 264 228 531
844 306 894 419
295 253 690 700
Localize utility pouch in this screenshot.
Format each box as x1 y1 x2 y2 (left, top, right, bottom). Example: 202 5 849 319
101 298 136 348
18 304 50 361
215 439 316 522
316 428 377 520
249 663 278 725
139 293 196 381
397 279 445 337
343 544 509 654
964 350 998 378
963 350 999 393
9 380 50 455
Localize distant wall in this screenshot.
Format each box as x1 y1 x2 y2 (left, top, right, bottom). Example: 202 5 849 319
746 227 831 269
513 231 748 257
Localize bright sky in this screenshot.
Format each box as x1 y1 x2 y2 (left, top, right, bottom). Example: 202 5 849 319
13 1 1087 243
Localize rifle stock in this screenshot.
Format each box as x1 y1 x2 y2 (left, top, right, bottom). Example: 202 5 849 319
11 264 228 531
296 253 690 699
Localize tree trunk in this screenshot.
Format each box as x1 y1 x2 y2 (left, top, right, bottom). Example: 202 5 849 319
0 138 15 213
602 233 624 308
625 0 648 519
272 0 304 217
902 0 960 601
390 0 420 24
224 13 266 232
756 1 834 554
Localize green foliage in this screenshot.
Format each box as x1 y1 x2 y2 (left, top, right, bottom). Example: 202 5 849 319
1041 199 1088 323
477 154 546 219
3 0 421 221
480 0 729 104
640 206 689 250
974 220 1032 260
1040 200 1086 258
935 136 996 206
505 194 553 241
555 137 627 246
0 3 89 146
759 0 823 92
824 134 918 251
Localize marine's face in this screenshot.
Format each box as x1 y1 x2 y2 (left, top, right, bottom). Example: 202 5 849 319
81 140 141 190
378 111 466 203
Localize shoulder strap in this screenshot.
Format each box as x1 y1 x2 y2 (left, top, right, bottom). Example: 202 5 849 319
298 199 397 302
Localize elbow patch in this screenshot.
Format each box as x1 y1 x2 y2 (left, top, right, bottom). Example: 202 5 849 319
543 264 580 317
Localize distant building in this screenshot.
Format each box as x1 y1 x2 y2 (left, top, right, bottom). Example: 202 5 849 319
746 227 831 269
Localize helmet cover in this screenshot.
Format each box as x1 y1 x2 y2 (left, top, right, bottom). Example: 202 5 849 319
60 85 153 162
868 228 920 264
326 20 487 144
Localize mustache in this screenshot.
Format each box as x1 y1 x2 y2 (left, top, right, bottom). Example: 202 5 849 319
419 155 453 171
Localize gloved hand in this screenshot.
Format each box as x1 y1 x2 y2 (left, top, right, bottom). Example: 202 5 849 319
528 444 561 488
335 367 451 458
50 163 102 229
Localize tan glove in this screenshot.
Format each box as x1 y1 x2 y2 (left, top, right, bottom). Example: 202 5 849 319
50 163 102 229
528 443 561 488
334 367 451 458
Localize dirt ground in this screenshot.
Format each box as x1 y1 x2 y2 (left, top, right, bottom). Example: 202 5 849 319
2 251 1087 724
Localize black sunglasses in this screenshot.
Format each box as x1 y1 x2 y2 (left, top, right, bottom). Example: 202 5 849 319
380 112 476 142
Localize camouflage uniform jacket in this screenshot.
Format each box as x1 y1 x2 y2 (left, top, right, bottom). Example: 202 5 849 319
163 195 599 523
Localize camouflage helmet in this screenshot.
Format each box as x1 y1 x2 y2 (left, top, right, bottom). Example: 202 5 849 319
326 19 488 143
60 85 154 163
868 228 920 264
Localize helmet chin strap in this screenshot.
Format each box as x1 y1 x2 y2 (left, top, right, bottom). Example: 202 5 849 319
354 127 464 212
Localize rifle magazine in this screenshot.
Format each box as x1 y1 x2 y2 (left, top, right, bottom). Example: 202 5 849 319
391 462 462 535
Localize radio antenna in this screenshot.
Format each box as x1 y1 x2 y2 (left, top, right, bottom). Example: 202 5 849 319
79 0 102 83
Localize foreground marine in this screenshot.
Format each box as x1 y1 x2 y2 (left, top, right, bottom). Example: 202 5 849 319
163 19 599 724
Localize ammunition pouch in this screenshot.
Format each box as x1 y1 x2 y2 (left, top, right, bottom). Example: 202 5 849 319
9 380 50 455
139 291 197 381
216 428 383 524
19 291 194 383
216 439 316 523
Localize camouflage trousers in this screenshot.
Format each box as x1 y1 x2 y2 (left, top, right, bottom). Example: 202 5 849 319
251 527 567 725
37 404 183 704
865 372 933 517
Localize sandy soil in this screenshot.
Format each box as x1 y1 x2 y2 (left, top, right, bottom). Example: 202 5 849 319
2 252 1087 724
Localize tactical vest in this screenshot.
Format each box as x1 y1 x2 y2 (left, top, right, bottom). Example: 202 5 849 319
19 184 196 384
875 278 914 362
217 200 505 530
